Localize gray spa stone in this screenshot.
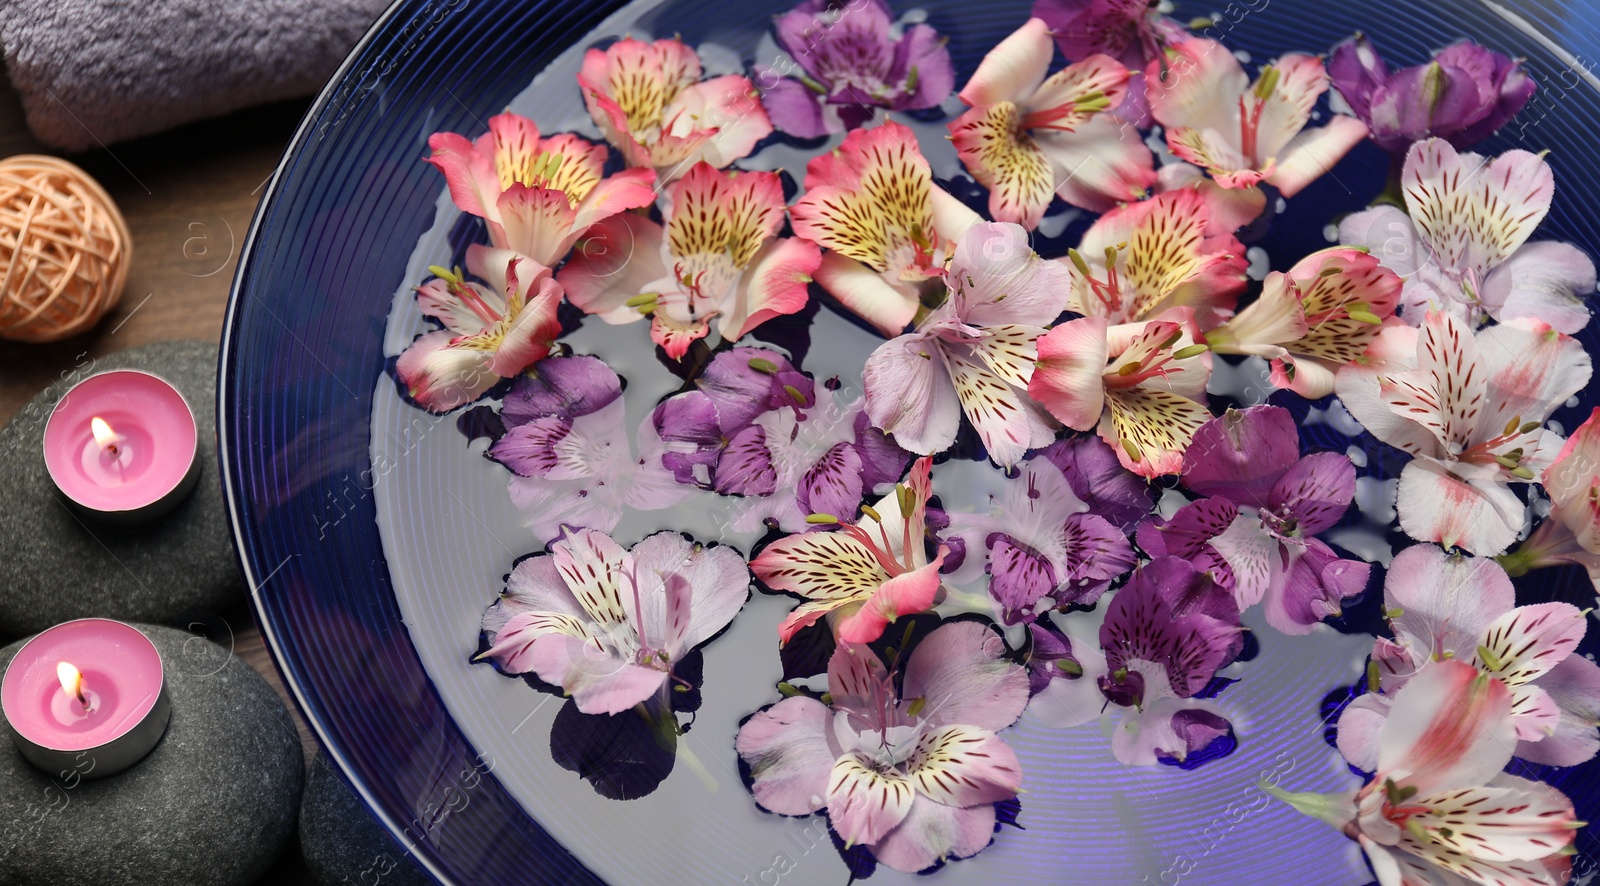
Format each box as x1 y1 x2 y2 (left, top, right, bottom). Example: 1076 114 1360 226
0 623 303 886
300 752 432 886
0 340 243 641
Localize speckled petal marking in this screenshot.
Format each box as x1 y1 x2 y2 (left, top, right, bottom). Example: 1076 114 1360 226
1105 387 1210 476
949 101 1056 227
793 122 933 272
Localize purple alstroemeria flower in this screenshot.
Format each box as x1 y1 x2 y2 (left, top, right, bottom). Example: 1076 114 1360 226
1025 619 1078 695
1029 0 1187 126
1033 435 1154 533
1029 557 1243 765
489 355 687 545
756 0 955 138
653 347 910 533
1328 34 1536 155
654 347 816 488
735 621 1029 872
499 352 624 427
941 455 1135 624
1136 405 1370 636
1031 0 1185 68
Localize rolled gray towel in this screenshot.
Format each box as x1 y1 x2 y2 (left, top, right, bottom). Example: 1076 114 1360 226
0 0 393 151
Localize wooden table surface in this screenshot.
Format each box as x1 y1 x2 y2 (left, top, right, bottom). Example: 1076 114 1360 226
0 67 327 883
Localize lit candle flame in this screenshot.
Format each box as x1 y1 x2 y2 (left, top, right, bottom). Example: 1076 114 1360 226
56 661 88 706
90 416 121 454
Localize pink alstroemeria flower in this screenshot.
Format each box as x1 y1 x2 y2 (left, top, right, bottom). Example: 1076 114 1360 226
1505 408 1600 596
579 37 772 182
1147 37 1369 197
1336 310 1593 556
736 621 1029 872
1337 545 1600 770
790 121 983 336
425 111 657 267
949 18 1157 227
1269 660 1580 886
559 161 821 359
1029 558 1244 765
1029 312 1213 478
941 454 1135 623
1138 405 1371 635
396 246 563 413
478 528 750 715
1151 161 1272 234
1060 187 1248 326
1340 139 1595 334
752 456 948 645
1205 246 1404 398
862 222 1070 468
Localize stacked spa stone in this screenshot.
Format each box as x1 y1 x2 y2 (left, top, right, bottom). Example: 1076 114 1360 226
0 340 243 640
0 624 302 885
300 753 432 886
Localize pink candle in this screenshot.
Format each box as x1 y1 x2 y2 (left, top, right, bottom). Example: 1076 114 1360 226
42 370 200 524
1 619 171 778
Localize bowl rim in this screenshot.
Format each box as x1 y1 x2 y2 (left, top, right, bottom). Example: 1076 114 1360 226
219 2 477 883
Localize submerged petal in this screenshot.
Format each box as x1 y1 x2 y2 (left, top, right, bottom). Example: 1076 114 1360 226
502 354 623 426
1036 435 1154 531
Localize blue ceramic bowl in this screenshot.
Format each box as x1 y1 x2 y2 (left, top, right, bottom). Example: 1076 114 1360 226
221 1 1600 883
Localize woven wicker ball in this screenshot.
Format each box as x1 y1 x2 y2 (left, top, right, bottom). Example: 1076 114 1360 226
0 155 132 342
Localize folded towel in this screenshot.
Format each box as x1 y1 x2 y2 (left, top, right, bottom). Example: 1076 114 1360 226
0 0 391 151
